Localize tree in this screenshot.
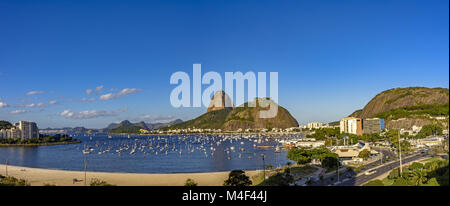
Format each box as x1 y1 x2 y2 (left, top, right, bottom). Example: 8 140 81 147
410 169 428 186
358 149 371 160
321 153 339 169
259 173 294 186
223 170 252 186
416 124 443 138
408 162 424 170
391 177 413 186
184 178 198 186
89 178 115 186
388 168 400 179
287 147 312 164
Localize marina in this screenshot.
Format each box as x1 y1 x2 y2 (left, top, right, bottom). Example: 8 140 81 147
0 134 302 173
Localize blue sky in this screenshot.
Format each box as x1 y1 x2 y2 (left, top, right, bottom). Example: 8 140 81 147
0 0 448 128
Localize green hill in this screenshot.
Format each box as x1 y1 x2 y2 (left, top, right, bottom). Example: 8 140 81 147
0 120 12 129
166 108 232 130
109 125 143 134
166 98 299 131
350 87 449 129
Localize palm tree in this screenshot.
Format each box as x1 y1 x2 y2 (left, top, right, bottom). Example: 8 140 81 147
411 169 428 186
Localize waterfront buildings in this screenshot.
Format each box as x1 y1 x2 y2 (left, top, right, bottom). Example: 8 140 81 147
362 118 385 134
307 122 323 129
339 117 385 135
0 121 39 140
340 117 363 135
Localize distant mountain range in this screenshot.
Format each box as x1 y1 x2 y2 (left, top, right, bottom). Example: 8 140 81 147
39 119 183 134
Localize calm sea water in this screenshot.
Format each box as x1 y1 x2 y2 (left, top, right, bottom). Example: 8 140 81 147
0 134 294 173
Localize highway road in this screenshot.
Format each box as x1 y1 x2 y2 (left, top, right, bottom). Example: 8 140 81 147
311 151 433 186
337 152 431 186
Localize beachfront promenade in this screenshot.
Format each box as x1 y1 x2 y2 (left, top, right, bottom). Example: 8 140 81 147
0 164 261 186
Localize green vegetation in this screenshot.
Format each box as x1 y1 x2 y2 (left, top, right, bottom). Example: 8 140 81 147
251 172 265 186
372 104 449 120
306 128 340 140
184 178 198 186
287 147 311 164
371 159 449 186
0 175 30 186
358 149 371 160
109 125 143 134
226 104 254 122
385 90 413 105
363 179 384 186
258 172 294 186
167 109 232 130
287 146 339 169
289 165 318 176
320 153 339 169
0 120 12 129
415 124 443 138
89 178 116 186
223 170 252 186
0 134 80 145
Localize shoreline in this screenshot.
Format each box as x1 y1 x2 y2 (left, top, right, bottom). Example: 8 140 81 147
0 141 81 147
0 164 261 186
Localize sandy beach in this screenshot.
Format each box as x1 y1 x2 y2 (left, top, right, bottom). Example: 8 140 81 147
0 164 261 186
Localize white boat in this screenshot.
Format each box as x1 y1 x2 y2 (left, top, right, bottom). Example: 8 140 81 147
275 145 281 153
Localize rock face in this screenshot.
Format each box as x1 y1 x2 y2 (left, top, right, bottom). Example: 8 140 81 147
170 95 299 130
207 90 234 112
357 87 448 119
349 87 449 130
221 98 299 130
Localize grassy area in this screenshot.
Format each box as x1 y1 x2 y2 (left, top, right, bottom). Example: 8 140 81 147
381 178 395 186
0 175 30 186
372 103 449 120
420 157 442 163
251 172 265 186
289 165 318 176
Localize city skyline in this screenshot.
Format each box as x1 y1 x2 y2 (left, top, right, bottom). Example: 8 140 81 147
1 0 449 128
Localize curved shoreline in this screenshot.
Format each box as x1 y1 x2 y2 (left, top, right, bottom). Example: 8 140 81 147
0 141 81 147
0 164 261 186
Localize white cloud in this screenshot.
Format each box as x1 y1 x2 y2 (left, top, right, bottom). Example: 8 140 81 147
49 100 58 105
60 108 128 120
26 102 45 108
95 85 104 94
26 91 44 95
100 93 116 101
10 110 28 114
0 101 9 108
100 88 142 101
86 89 93 95
81 98 95 102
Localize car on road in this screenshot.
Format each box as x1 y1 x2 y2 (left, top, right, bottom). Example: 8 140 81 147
364 168 376 176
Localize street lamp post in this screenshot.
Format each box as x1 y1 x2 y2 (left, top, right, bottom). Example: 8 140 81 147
84 159 87 186
262 154 265 180
337 159 340 183
398 132 403 176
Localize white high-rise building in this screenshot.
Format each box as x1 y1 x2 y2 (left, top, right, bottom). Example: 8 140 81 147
307 122 323 129
1 121 39 140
